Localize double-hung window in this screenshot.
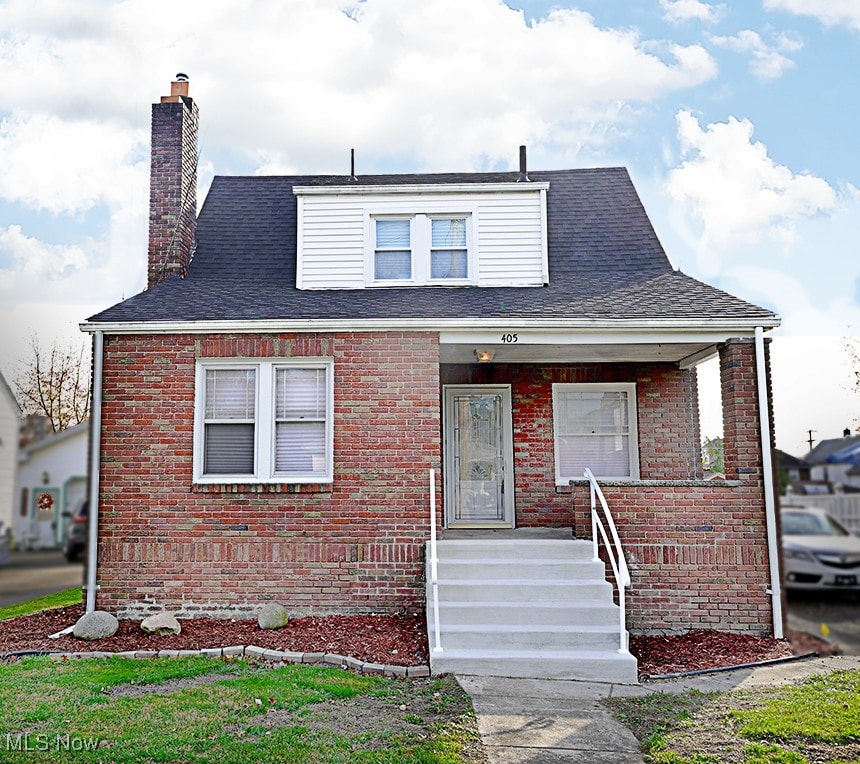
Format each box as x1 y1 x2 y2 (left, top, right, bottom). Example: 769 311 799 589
370 213 472 285
551 383 639 483
195 358 334 484
374 218 412 281
430 217 468 279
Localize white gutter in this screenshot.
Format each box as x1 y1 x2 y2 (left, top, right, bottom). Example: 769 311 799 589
80 316 780 336
85 330 104 613
755 326 783 639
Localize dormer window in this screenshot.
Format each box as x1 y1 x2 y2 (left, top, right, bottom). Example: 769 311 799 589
370 213 473 286
374 218 412 280
293 181 549 290
431 217 468 279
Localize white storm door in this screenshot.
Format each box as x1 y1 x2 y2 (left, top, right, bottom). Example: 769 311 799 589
443 385 514 528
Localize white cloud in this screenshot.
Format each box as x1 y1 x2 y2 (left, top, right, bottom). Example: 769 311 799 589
710 29 802 81
660 0 722 24
763 0 860 32
667 110 837 250
0 0 718 178
0 113 147 214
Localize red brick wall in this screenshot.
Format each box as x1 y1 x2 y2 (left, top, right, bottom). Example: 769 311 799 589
568 482 772 633
98 335 774 634
97 331 441 618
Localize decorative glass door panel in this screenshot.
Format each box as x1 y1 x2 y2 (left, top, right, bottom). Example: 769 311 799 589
443 386 514 527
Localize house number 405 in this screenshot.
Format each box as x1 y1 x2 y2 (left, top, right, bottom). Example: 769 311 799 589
500 333 518 343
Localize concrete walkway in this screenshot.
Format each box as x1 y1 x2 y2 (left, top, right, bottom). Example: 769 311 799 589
458 655 860 763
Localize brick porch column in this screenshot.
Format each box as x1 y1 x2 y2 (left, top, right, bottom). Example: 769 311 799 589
720 339 762 482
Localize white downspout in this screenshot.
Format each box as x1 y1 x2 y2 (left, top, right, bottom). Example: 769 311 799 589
85 331 104 613
755 326 783 639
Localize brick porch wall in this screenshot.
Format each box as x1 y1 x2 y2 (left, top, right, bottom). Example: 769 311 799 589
96 331 440 618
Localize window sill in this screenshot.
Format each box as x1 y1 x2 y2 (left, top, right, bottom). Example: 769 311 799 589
191 482 333 494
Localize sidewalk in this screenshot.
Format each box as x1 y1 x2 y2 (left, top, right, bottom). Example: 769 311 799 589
458 655 860 763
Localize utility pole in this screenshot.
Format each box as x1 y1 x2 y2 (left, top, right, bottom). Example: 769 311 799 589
807 429 816 451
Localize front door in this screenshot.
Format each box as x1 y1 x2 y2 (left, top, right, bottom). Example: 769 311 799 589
443 385 514 528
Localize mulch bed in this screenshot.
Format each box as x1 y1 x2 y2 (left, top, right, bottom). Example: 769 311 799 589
631 628 838 679
0 605 429 667
0 606 839 679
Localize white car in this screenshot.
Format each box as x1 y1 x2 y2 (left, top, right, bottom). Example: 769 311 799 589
782 507 860 590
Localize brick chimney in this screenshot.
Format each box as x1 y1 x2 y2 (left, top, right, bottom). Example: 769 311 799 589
148 73 198 288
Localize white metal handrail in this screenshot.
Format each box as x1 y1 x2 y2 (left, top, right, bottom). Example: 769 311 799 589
583 467 631 653
428 468 443 653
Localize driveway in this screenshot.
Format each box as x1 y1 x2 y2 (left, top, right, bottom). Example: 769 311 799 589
0 550 83 608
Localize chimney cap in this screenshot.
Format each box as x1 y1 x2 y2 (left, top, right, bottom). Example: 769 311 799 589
175 72 189 82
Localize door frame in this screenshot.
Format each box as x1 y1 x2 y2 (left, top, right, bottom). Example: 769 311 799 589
442 384 515 529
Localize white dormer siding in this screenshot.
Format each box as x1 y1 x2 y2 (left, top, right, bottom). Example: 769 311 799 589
294 182 549 289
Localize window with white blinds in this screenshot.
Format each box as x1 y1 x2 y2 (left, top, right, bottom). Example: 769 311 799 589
203 368 256 475
195 359 333 483
551 383 639 483
370 213 472 285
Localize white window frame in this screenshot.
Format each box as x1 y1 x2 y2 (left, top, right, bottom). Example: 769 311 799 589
193 357 334 484
551 382 639 484
365 210 475 287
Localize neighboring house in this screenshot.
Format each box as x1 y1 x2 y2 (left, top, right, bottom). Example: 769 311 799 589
0 373 21 543
14 420 88 550
81 77 783 681
803 430 860 492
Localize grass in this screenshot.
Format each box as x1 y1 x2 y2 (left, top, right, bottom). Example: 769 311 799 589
0 656 481 763
605 670 860 764
0 586 82 621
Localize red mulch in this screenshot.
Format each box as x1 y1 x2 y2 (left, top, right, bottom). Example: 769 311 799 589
0 607 838 679
631 628 838 678
0 605 429 667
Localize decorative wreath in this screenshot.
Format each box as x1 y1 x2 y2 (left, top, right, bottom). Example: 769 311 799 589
37 492 54 511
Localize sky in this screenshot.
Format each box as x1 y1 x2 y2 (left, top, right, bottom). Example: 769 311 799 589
0 0 857 457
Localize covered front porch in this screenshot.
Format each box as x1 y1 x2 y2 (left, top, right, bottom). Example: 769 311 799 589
426 327 782 680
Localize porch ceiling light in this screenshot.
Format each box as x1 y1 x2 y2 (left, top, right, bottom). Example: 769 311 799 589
474 349 495 363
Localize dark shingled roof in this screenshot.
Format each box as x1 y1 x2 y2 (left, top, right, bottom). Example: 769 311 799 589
89 167 777 324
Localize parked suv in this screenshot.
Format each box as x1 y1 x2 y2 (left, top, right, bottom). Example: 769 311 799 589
62 500 88 562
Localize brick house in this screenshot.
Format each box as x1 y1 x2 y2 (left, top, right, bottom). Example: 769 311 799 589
82 77 783 681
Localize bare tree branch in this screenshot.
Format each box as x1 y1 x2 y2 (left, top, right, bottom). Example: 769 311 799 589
14 336 91 432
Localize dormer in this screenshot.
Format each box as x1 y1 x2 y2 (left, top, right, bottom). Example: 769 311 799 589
293 180 550 290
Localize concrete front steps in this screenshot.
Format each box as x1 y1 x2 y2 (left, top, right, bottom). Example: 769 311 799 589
426 537 638 684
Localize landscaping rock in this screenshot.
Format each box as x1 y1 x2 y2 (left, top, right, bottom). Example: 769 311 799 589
257 603 289 630
72 611 119 641
140 612 182 635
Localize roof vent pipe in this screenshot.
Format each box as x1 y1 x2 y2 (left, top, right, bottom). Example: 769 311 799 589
348 148 358 182
517 145 530 182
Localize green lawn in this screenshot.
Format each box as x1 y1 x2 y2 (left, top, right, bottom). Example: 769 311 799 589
605 669 860 764
0 656 482 763
0 587 82 621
